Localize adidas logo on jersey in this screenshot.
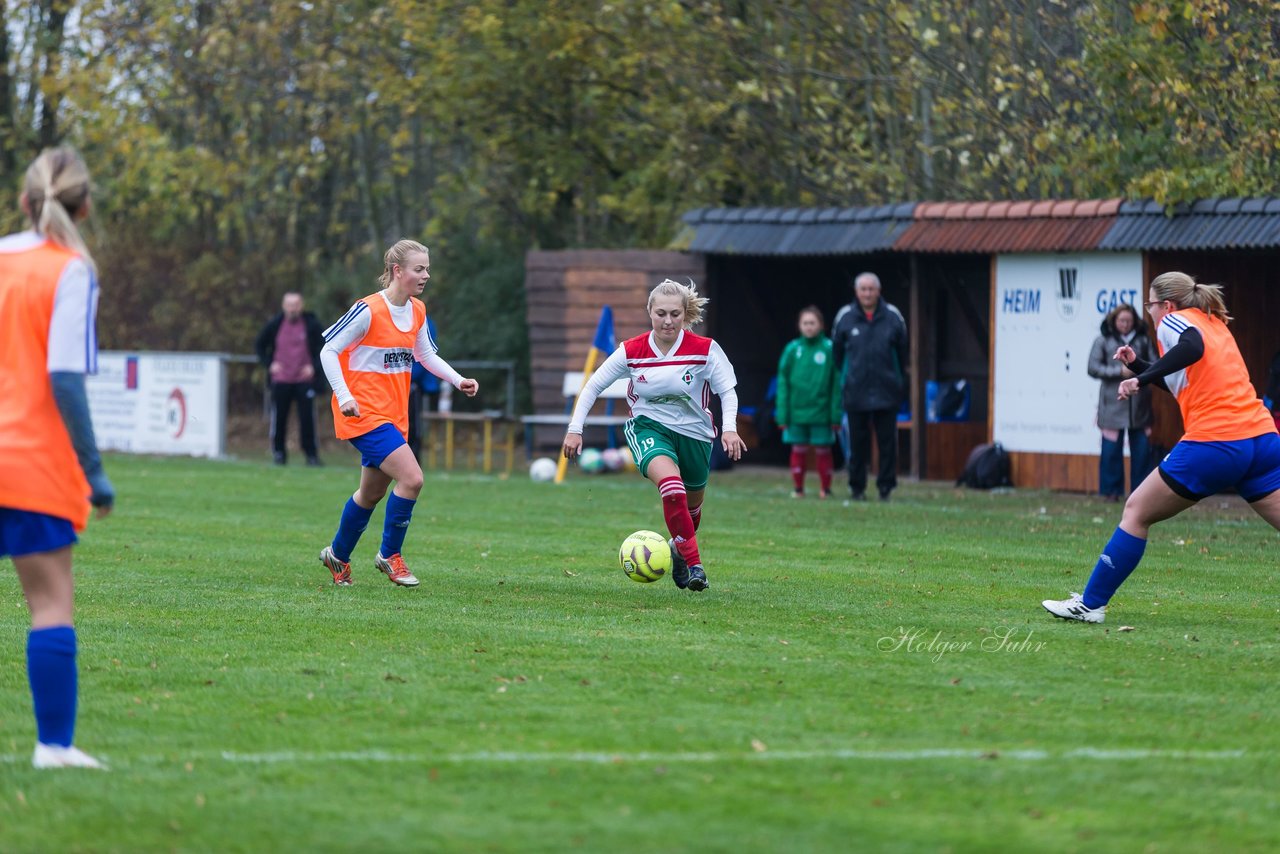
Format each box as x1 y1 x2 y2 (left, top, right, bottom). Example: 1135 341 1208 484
636 374 647 383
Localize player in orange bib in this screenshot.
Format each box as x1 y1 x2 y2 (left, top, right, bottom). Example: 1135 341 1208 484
1044 272 1280 623
317 240 478 587
1 147 113 769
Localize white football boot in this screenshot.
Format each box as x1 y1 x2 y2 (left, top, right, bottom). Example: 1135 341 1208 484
33 743 108 770
1042 592 1106 623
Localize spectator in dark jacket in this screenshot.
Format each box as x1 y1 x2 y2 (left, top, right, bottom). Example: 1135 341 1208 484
1087 303 1156 500
255 292 325 465
832 272 908 501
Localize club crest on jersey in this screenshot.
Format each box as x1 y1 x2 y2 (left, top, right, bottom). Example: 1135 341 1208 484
681 369 693 385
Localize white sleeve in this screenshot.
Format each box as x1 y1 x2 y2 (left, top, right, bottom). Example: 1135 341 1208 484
412 322 464 388
414 318 439 359
719 386 739 434
47 259 98 373
320 302 371 406
420 353 464 389
706 341 738 395
567 346 630 434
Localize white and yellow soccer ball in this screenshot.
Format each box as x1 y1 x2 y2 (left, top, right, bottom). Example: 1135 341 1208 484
618 530 671 583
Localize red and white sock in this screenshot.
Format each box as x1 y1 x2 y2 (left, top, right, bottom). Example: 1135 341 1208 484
689 503 702 532
789 445 809 492
815 446 834 493
658 476 701 565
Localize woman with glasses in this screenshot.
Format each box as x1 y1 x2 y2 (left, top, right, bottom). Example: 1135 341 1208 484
1044 272 1280 623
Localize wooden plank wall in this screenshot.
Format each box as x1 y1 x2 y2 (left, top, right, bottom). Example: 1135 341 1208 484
525 250 705 442
925 422 989 481
1010 452 1097 492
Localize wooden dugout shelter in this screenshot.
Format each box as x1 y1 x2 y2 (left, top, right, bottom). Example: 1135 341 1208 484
525 198 1280 491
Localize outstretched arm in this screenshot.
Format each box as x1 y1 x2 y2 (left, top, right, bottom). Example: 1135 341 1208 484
1118 327 1204 399
413 323 478 396
563 347 629 459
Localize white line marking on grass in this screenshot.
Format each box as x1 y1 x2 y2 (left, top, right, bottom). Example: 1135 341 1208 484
2 747 1246 765
218 747 1248 763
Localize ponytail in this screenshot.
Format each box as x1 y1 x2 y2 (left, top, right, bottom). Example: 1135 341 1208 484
1149 272 1231 323
23 146 94 273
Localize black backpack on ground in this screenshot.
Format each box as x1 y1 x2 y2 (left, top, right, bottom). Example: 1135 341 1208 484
957 442 1012 489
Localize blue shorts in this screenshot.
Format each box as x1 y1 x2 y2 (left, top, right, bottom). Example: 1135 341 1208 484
349 422 407 468
1159 434 1280 502
0 508 77 559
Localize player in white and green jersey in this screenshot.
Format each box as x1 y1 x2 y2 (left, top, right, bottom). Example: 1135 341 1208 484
563 279 746 591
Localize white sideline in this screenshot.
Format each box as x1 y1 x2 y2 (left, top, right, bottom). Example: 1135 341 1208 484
0 747 1248 765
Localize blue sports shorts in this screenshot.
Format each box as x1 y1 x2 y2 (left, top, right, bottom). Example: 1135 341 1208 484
1159 433 1280 502
0 507 77 559
349 422 407 468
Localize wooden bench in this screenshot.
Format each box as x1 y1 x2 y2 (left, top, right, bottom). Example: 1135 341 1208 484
521 371 631 458
421 409 516 474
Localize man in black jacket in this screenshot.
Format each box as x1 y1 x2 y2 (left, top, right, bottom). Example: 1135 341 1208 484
255 292 325 465
832 272 908 501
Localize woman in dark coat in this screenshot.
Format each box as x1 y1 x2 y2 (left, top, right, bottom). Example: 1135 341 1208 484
1087 303 1156 501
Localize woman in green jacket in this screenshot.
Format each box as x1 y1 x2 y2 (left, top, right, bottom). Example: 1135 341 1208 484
775 306 843 497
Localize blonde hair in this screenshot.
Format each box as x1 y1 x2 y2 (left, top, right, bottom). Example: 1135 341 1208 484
647 278 709 329
378 239 429 288
1150 271 1231 324
23 146 94 272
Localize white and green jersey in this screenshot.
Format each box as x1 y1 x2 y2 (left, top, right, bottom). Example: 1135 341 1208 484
569 330 739 442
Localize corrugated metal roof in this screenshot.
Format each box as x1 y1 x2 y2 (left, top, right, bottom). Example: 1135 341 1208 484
894 199 1123 253
681 198 1280 256
1098 198 1280 250
681 204 916 256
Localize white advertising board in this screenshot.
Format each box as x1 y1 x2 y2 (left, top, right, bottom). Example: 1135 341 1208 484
86 352 226 457
993 254 1143 455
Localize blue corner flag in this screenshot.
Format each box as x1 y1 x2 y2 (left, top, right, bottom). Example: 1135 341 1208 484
591 306 616 357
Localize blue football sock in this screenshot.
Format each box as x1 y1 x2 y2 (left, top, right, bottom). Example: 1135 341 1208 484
380 493 416 557
27 626 78 747
1083 527 1147 609
332 497 374 562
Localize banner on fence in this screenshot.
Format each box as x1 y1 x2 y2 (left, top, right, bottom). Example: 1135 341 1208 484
86 352 227 457
993 253 1143 455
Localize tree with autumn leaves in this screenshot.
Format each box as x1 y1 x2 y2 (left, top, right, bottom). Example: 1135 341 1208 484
1 0 1276 370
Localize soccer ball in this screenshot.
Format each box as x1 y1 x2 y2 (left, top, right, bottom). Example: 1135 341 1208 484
618 530 671 583
579 447 605 474
617 446 636 471
601 447 623 472
529 457 557 482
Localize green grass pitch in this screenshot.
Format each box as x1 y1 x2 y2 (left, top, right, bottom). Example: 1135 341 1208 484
2 453 1278 852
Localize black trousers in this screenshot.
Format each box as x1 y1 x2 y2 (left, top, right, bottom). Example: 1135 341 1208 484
270 382 318 459
847 408 898 496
